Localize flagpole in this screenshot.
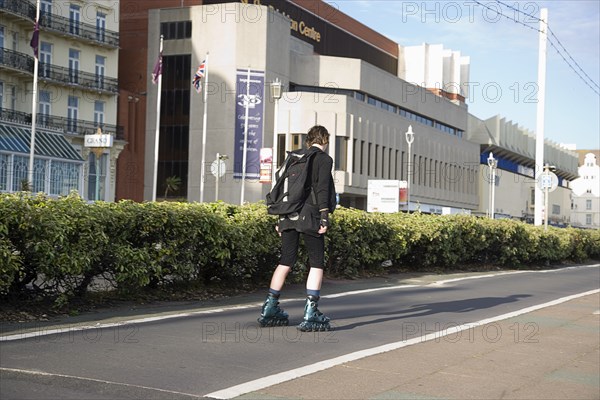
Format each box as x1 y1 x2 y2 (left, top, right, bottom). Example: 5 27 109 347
28 0 41 189
152 35 163 202
240 67 251 205
199 52 209 202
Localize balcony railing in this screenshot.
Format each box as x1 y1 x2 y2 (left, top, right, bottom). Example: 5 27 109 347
0 0 36 20
0 0 118 48
0 108 125 140
39 62 118 94
0 48 35 74
39 13 119 48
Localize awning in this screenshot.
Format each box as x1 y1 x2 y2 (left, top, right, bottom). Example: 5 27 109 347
0 125 83 161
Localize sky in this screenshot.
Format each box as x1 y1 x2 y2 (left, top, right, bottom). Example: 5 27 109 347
324 0 600 151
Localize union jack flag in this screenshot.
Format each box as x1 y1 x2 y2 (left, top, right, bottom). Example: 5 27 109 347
193 60 206 93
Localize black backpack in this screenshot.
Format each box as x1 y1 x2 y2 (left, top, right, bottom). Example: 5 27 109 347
266 149 318 216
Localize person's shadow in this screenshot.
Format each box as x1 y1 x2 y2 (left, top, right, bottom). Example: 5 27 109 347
332 294 532 331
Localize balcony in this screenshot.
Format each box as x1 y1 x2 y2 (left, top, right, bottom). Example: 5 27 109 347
0 108 124 140
0 0 119 48
0 48 35 75
39 62 118 94
0 0 36 21
39 13 119 49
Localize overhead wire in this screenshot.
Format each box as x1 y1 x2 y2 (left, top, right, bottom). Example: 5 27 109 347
471 0 599 96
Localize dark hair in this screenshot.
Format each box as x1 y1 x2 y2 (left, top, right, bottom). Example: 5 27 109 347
306 125 330 147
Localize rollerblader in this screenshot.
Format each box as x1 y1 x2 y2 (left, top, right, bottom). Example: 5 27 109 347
259 125 337 331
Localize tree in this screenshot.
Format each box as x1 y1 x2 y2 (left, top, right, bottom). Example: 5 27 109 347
164 176 181 198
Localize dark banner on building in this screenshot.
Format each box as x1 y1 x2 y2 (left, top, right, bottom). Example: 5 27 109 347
234 69 265 180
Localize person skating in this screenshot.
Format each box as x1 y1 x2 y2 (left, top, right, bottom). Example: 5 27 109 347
258 125 337 331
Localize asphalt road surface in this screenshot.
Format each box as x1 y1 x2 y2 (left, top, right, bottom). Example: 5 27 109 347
1 264 599 399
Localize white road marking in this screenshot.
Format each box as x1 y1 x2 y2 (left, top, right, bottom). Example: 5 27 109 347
0 367 203 398
205 288 600 399
1 264 598 342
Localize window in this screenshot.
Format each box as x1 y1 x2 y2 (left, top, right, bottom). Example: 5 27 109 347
88 152 106 201
69 4 81 35
94 100 105 126
40 42 52 78
552 205 560 215
360 140 364 174
368 143 372 176
32 159 46 193
160 21 192 40
0 154 7 191
39 90 51 126
51 161 80 196
586 214 592 225
0 81 3 108
69 49 80 83
335 136 348 171
375 144 379 177
586 199 592 210
12 156 28 192
95 55 105 89
9 85 15 110
67 95 78 133
352 139 357 173
41 0 52 16
0 26 4 64
96 12 106 42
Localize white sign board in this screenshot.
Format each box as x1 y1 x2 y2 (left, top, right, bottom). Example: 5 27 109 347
84 134 113 148
367 180 400 213
537 171 559 192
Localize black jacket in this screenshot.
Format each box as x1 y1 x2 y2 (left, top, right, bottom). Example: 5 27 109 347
278 146 336 235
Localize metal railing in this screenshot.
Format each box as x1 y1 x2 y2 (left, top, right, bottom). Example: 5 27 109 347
0 48 34 74
0 0 119 48
39 62 118 94
39 13 119 48
0 108 124 140
0 0 36 20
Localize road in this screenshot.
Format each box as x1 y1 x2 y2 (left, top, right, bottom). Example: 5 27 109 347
1 264 599 399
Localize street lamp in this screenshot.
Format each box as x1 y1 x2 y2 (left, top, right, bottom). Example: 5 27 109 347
270 79 283 186
215 153 228 202
405 125 414 211
487 152 497 219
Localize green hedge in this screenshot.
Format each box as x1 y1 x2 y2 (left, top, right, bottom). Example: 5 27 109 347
1 193 599 303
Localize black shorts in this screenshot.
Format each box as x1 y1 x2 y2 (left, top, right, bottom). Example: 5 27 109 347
279 229 325 269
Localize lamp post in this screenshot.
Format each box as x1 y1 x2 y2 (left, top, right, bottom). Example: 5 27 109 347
215 153 228 202
270 79 282 186
487 152 497 219
405 125 414 212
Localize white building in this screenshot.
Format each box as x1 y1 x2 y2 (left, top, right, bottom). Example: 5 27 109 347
0 0 124 201
571 151 600 229
467 115 579 224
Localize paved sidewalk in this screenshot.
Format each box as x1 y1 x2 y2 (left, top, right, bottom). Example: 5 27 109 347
237 293 600 400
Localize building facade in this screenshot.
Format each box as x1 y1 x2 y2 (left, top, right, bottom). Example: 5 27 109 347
467 115 579 224
0 0 124 200
117 0 580 221
118 0 479 213
571 151 600 229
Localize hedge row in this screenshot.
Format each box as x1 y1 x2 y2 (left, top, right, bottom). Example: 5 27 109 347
1 193 599 302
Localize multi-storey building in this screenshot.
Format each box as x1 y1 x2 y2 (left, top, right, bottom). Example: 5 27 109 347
0 0 124 201
571 150 600 229
116 0 579 220
467 115 579 224
118 0 479 213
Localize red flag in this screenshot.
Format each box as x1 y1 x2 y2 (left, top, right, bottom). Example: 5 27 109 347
30 21 40 59
152 51 162 84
